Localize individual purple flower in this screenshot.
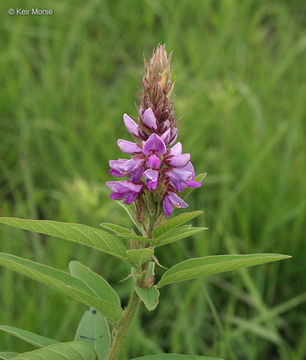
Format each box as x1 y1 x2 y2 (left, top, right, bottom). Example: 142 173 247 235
142 108 158 130
163 191 188 218
109 158 145 182
106 180 143 204
123 114 139 137
144 169 159 191
117 139 142 154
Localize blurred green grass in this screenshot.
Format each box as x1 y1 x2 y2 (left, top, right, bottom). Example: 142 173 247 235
0 0 305 359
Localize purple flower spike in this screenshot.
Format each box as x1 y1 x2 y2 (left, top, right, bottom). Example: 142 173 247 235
142 108 158 130
147 154 161 169
142 134 166 156
117 139 142 154
163 191 188 218
123 114 139 137
144 169 159 191
106 180 143 205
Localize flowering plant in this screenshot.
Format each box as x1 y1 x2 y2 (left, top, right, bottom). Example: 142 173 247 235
0 46 290 360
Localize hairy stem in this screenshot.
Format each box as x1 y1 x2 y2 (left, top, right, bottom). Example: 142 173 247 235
108 288 140 360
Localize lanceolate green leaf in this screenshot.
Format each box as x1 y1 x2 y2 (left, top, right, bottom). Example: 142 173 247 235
0 217 127 260
158 254 291 287
0 353 19 359
135 286 160 311
180 172 207 199
10 341 97 360
0 253 122 323
131 354 222 360
0 325 57 348
156 226 208 247
69 261 120 306
99 223 132 235
126 249 154 268
152 211 203 239
118 233 151 243
75 308 111 360
116 201 142 232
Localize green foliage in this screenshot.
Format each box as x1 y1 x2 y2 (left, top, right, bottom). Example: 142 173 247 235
69 261 121 305
0 253 122 323
0 326 57 348
126 249 154 268
159 254 291 287
135 286 160 311
0 353 19 360
131 355 222 360
75 308 111 360
156 226 208 247
152 211 203 239
0 0 305 358
0 218 127 260
100 223 132 235
9 341 97 360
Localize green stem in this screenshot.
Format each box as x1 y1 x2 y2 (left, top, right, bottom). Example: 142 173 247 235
108 206 157 360
108 288 140 360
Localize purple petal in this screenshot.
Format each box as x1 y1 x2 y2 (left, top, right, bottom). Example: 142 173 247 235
106 180 142 193
110 169 125 178
167 168 193 182
168 192 188 209
168 128 178 146
142 134 166 155
142 108 158 130
110 192 125 200
169 179 187 192
123 114 139 137
130 166 144 183
147 154 161 169
161 128 171 144
166 153 190 168
186 179 202 188
117 139 142 154
118 158 144 173
169 142 182 155
163 194 173 218
144 169 159 190
124 191 138 204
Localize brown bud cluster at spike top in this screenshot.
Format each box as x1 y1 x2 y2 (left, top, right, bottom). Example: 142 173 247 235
139 45 177 144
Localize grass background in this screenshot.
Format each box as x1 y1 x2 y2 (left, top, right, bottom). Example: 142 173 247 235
0 0 305 359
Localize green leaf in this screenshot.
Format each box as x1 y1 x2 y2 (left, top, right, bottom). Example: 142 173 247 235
135 286 160 311
75 308 111 360
156 226 208 247
0 353 19 360
0 217 127 260
0 325 57 348
152 211 203 239
126 249 154 268
131 354 222 360
69 261 120 306
99 223 132 235
116 201 142 232
0 253 122 323
180 172 207 199
10 341 97 360
118 233 151 243
158 254 291 287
